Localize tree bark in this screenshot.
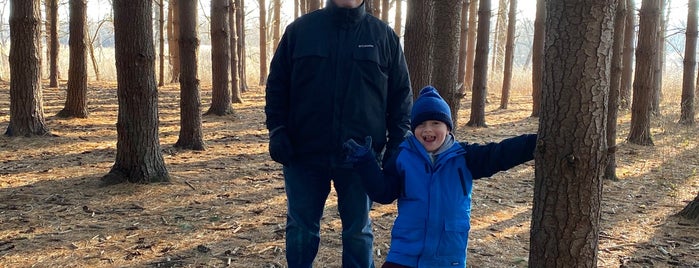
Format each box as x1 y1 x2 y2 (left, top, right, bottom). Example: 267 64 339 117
207 0 234 116
236 0 248 92
272 0 281 52
678 193 699 224
432 0 464 131
107 0 169 184
404 0 434 97
529 1 614 266
6 0 49 137
57 0 89 119
381 0 389 23
175 0 206 150
258 0 268 86
464 0 478 93
620 0 635 109
499 0 516 110
679 0 696 125
231 0 243 103
606 0 627 181
457 0 469 97
48 0 59 88
466 0 491 128
530 0 545 117
169 0 181 83
628 0 659 146
158 0 165 86
393 0 403 37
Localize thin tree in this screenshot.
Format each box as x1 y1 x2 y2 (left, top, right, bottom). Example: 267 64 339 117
499 0 516 109
169 0 181 83
628 0 659 146
158 0 165 86
48 0 59 88
87 17 108 81
466 0 491 128
529 1 615 266
620 0 636 109
236 0 248 92
57 0 88 118
231 0 243 103
457 0 469 98
679 0 697 125
651 0 668 116
432 0 464 130
381 0 389 23
530 0 545 117
393 0 402 37
175 0 205 150
464 0 478 92
491 0 507 73
6 0 49 137
207 0 234 116
404 0 434 96
105 0 169 184
606 0 627 181
258 0 268 86
272 0 281 52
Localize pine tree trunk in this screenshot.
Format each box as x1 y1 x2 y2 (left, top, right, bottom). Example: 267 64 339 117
231 0 243 103
48 0 59 88
236 0 248 92
464 0 478 93
606 0 627 181
207 0 233 116
432 0 464 131
530 0 545 117
499 0 516 110
679 0 697 125
57 0 89 118
457 0 469 97
404 0 434 97
466 0 491 127
158 0 165 86
678 193 699 224
620 0 635 109
169 0 181 83
393 0 402 37
258 0 268 86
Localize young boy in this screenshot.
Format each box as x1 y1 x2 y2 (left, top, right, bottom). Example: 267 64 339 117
343 86 537 268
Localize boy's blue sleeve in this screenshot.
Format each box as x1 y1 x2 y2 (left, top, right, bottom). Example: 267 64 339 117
353 151 402 204
462 134 537 179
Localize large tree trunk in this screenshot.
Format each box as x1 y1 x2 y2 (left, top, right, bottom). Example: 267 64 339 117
679 0 696 125
678 193 699 224
48 0 59 88
404 0 434 96
529 1 614 266
258 0 268 86
466 0 491 128
57 0 89 119
175 0 206 150
530 0 545 117
107 0 169 184
606 0 627 181
499 0 516 110
207 0 234 116
6 0 49 137
432 0 464 131
231 0 243 103
620 0 635 109
628 0 659 146
168 0 181 83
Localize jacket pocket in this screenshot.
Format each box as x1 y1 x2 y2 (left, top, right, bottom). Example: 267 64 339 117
353 46 388 86
390 218 426 257
436 219 470 258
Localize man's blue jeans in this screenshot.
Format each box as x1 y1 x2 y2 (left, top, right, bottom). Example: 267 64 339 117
283 163 375 268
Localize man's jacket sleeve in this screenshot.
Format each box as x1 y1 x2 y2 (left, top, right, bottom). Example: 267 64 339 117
265 26 293 131
383 32 412 163
462 134 537 180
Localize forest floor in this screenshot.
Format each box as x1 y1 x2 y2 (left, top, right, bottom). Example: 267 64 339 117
0 81 698 268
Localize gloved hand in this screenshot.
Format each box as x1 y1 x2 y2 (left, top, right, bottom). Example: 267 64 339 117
269 126 294 165
343 136 374 164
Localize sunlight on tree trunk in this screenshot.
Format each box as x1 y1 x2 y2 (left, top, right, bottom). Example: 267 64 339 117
57 0 89 119
680 0 697 125
466 0 491 128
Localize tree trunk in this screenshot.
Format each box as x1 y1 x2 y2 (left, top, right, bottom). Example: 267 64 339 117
606 0 627 181
628 0 659 146
499 0 516 110
529 1 614 266
457 0 469 97
680 0 697 125
432 0 464 131
272 0 281 52
169 0 181 83
6 0 49 137
464 0 478 93
466 0 491 128
57 0 89 119
175 0 206 150
530 0 545 117
365 0 376 16
258 0 268 86
309 0 321 11
491 0 507 74
207 0 234 116
158 0 165 86
620 0 635 109
231 0 243 103
107 0 169 184
678 193 699 224
651 1 667 116
381 0 389 23
404 0 434 97
48 0 59 88
393 0 402 37
236 0 248 92
88 19 106 81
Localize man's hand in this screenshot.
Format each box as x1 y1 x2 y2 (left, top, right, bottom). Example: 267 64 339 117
269 126 294 165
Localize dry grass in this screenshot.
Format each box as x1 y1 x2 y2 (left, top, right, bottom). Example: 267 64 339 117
0 75 698 267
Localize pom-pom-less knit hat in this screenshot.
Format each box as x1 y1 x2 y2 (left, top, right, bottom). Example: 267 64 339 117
411 86 453 131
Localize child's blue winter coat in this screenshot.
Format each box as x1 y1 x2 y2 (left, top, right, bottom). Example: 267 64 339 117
355 134 536 267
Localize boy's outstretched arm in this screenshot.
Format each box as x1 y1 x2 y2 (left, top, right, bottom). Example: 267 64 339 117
462 134 537 179
344 137 401 204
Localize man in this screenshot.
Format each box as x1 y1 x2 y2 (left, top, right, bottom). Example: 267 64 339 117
264 0 412 267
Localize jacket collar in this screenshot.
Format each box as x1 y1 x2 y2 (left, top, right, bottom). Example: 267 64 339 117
325 0 366 28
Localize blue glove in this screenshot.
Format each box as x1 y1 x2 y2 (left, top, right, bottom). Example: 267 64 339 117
343 136 374 164
269 126 294 165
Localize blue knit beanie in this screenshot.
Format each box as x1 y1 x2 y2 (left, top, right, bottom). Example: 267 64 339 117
411 86 453 131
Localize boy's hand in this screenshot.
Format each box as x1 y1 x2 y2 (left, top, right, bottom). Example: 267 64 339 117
343 136 374 164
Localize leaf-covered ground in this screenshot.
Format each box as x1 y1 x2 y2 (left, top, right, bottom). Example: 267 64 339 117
0 81 697 267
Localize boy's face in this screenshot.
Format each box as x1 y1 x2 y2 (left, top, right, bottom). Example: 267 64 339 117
333 0 362 8
414 120 449 153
